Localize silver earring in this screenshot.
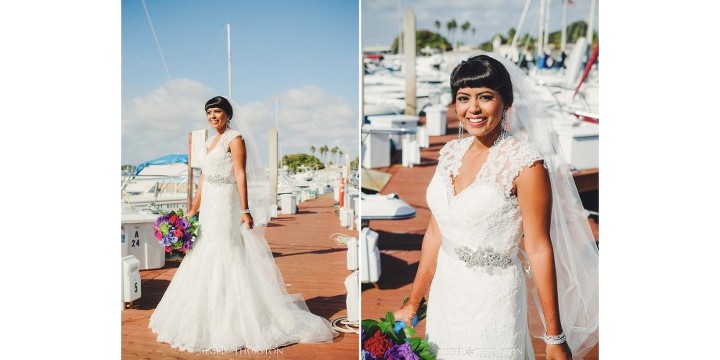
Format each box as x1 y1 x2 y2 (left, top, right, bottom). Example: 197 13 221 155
501 110 508 133
458 121 464 139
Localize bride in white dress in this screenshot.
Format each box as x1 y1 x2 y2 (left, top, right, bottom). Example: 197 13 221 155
149 96 337 353
394 55 598 360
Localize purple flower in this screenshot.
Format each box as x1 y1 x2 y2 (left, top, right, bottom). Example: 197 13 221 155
384 343 419 360
361 349 379 360
178 217 189 229
162 234 174 247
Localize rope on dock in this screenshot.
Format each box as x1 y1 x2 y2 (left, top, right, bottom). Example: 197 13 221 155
331 316 359 334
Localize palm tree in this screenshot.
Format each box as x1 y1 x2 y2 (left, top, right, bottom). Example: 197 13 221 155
447 19 457 49
320 145 329 165
338 149 344 166
434 20 441 34
471 27 476 47
330 146 339 165
461 21 470 47
310 145 316 158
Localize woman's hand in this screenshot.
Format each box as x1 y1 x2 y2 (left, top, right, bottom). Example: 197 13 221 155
546 343 572 360
241 213 254 229
392 303 415 326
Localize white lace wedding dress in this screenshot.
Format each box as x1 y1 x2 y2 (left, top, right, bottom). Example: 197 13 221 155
149 129 336 353
424 135 543 360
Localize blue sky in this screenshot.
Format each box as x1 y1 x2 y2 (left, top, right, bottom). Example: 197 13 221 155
362 0 599 48
122 0 359 166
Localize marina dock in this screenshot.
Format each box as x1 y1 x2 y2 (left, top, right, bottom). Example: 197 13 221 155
361 109 599 359
122 193 359 359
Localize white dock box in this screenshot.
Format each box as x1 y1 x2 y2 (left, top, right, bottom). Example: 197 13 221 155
361 126 391 169
556 125 599 171
346 236 358 271
345 270 360 322
122 255 142 303
424 105 447 136
360 228 381 283
367 115 419 150
280 193 297 215
122 213 166 270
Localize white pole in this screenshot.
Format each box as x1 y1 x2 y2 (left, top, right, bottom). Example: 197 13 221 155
397 0 403 55
511 0 533 62
561 0 568 52
586 0 597 45
404 7 416 115
543 0 551 55
227 23 232 98
538 0 545 59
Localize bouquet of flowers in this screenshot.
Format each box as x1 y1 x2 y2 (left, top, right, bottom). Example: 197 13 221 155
361 297 434 360
153 209 199 254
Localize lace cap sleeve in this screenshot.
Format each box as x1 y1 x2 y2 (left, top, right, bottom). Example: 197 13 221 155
438 138 467 177
220 129 243 151
503 139 545 196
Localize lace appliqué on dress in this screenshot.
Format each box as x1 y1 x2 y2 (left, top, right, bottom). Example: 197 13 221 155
478 136 545 200
437 137 474 203
219 129 243 152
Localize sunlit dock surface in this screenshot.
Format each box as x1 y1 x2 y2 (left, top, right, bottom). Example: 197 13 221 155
122 193 359 359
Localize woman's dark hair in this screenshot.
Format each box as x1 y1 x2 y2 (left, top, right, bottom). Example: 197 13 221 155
450 55 513 107
205 96 233 120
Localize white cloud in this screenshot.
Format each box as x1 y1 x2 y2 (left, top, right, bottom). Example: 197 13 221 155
234 85 359 166
122 82 358 167
122 79 216 165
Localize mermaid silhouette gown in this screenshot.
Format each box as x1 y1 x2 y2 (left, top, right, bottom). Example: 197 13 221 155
149 129 336 352
424 135 543 360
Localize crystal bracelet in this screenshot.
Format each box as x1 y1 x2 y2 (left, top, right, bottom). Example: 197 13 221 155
543 331 566 345
239 209 251 214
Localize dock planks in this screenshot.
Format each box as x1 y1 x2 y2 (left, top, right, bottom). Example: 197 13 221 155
121 193 359 359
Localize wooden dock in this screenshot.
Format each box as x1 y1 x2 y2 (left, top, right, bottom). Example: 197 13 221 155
361 110 599 359
122 193 359 359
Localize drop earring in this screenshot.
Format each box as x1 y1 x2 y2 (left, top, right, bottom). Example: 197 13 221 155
501 109 509 135
458 121 464 139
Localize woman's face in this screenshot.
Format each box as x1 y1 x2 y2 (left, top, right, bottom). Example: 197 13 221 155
455 87 506 140
206 107 229 131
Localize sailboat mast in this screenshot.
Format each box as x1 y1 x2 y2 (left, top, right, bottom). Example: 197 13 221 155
543 0 551 55
510 0 533 62
538 0 545 58
561 0 568 52
227 23 232 98
586 0 596 45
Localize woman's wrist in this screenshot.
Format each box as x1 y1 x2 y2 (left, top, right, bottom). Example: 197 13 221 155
543 331 566 345
240 208 251 214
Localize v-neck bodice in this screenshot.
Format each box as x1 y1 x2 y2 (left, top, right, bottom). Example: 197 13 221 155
426 135 544 253
202 130 241 183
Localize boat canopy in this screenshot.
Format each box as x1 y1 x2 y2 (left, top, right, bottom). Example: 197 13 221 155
134 154 188 176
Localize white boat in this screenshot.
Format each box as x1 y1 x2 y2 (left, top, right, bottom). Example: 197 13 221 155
360 192 416 221
121 154 197 214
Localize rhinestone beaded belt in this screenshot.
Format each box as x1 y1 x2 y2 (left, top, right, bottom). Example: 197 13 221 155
206 174 235 185
442 236 513 269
